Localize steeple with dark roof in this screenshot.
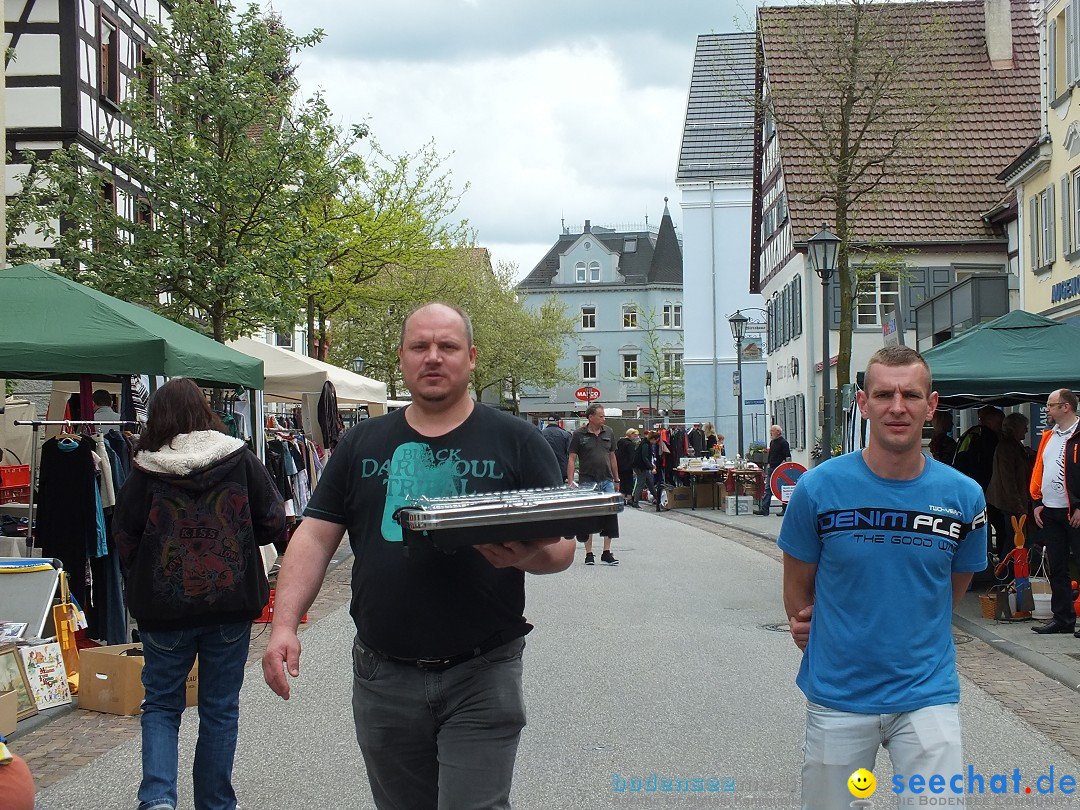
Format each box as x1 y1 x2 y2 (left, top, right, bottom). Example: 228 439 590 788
648 198 683 284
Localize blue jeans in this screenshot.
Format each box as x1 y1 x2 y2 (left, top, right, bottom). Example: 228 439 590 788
137 621 252 810
351 635 527 810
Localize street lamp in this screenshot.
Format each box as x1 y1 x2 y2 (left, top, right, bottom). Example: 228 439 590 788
644 368 655 426
352 356 365 375
808 225 840 462
728 310 748 458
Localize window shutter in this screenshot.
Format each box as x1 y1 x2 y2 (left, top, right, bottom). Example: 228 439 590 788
794 274 802 337
903 267 928 330
1049 185 1057 261
1064 175 1073 256
1031 196 1040 269
1068 5 1077 85
1052 19 1060 98
828 272 843 330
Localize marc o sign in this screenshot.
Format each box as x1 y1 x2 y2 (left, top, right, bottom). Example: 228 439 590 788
575 386 601 402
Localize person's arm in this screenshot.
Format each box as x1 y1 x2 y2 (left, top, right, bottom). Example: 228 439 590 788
782 552 817 651
609 450 619 485
566 452 577 486
951 572 974 608
262 517 346 699
474 537 576 573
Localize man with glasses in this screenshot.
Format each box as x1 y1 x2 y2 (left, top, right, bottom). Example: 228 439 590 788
1031 389 1080 634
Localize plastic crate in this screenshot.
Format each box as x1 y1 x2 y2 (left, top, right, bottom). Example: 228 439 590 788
0 485 30 504
0 465 30 488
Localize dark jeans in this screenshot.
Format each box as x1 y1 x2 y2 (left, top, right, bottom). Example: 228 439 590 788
1038 508 1080 625
137 621 252 810
351 636 527 810
632 469 657 506
987 504 1014 562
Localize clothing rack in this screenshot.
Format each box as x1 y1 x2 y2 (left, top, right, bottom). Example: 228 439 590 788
13 420 137 551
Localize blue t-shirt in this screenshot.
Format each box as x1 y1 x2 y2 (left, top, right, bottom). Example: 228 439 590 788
777 451 987 714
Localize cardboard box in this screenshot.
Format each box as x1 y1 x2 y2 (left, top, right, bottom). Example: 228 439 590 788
78 644 197 716
693 483 722 509
724 496 755 516
0 689 16 736
667 486 693 509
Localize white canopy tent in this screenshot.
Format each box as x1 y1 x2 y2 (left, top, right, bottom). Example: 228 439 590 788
227 338 387 414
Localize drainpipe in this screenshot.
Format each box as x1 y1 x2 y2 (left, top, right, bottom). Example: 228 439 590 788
710 181 718 426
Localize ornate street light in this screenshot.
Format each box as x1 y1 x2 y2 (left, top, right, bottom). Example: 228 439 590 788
808 225 840 462
728 310 749 458
352 356 366 375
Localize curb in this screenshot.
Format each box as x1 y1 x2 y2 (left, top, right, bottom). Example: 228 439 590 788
951 613 1080 695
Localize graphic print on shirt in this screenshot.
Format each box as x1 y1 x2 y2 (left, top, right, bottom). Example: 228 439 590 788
378 442 506 542
817 506 986 551
1053 440 1068 497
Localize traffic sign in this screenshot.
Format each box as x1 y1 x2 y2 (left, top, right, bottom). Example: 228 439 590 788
574 386 601 402
770 461 807 502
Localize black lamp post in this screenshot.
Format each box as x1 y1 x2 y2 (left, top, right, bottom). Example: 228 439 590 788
352 356 365 375
808 225 840 462
644 368 655 426
728 310 748 458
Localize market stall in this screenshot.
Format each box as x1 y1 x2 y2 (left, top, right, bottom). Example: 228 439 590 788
0 264 267 649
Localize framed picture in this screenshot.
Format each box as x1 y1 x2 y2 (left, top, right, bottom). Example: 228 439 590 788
19 642 71 710
0 643 37 721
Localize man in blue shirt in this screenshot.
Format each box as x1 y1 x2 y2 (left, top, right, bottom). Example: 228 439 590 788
779 346 986 809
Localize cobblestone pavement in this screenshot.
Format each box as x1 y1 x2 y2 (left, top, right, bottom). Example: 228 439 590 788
10 549 354 789
667 509 1080 762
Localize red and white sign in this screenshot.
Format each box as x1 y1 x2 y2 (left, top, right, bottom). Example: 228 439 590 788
770 461 807 503
574 386 601 402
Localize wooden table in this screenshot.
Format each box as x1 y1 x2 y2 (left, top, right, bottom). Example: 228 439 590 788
675 467 765 513
674 467 726 511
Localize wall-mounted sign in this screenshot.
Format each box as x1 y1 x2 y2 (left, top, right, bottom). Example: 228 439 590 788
574 386 601 402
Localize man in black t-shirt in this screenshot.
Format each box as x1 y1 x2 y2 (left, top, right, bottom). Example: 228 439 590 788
567 403 620 565
262 303 574 810
757 424 791 516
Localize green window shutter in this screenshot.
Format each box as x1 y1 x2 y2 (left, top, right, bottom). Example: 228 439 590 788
1031 196 1039 269
902 267 928 330
1064 175 1073 255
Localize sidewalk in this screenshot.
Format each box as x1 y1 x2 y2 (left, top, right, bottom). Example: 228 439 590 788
674 502 1080 695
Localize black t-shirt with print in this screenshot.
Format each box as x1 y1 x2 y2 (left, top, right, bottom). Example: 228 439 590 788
304 404 562 658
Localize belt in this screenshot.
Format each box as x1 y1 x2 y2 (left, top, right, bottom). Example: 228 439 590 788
361 627 529 672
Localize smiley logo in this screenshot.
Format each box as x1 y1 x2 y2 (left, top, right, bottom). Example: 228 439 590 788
847 768 876 798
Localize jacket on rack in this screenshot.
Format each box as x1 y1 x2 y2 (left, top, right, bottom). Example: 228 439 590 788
113 430 287 631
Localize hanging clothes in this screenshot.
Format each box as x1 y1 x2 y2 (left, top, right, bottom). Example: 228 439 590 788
317 380 341 448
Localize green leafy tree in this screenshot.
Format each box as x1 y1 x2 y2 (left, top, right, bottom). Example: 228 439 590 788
11 1 331 342
621 307 684 419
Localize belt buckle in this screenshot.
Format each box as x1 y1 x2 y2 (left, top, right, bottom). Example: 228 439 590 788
415 657 452 671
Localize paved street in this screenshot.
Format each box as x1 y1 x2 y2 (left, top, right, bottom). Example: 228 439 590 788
16 507 1080 808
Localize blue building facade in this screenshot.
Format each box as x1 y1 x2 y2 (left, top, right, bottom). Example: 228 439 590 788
517 204 684 421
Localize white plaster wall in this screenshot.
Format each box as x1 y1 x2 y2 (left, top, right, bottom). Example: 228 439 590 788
5 0 59 24
6 86 60 127
6 33 60 75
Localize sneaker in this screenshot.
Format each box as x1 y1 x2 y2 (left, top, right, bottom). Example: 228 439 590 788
584 552 595 565
601 550 619 565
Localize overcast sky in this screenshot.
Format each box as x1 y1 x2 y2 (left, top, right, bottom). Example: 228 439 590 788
266 0 755 277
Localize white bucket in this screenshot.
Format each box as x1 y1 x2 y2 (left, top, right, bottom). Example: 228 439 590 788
1032 592 1053 620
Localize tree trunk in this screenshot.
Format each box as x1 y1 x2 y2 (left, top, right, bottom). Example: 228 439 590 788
306 295 316 358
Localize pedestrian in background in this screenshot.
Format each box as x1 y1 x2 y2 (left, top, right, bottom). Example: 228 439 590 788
1030 389 1080 635
928 410 957 464
615 428 640 505
756 424 791 516
114 378 287 810
987 412 1032 563
704 423 721 456
567 403 620 565
780 346 986 809
541 415 571 482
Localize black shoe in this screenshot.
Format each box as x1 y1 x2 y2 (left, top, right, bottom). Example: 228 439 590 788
601 550 619 566
584 552 595 565
1032 619 1076 634
753 510 768 516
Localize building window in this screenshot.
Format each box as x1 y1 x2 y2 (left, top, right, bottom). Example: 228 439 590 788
622 353 638 380
588 261 600 282
662 352 683 378
581 306 596 330
581 354 597 380
575 262 586 283
857 273 900 326
136 44 157 99
100 14 119 105
623 238 637 253
622 305 638 329
1072 169 1080 251
1031 185 1057 270
275 331 294 349
101 180 116 211
135 197 152 230
662 303 682 328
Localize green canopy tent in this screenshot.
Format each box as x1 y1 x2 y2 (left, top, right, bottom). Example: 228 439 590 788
0 264 262 389
921 310 1080 409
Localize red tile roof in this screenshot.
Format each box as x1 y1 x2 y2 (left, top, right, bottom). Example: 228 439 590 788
758 0 1040 245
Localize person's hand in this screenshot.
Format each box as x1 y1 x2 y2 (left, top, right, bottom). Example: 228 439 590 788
262 628 302 700
788 604 813 651
1033 504 1045 529
474 538 558 569
1071 509 1080 529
